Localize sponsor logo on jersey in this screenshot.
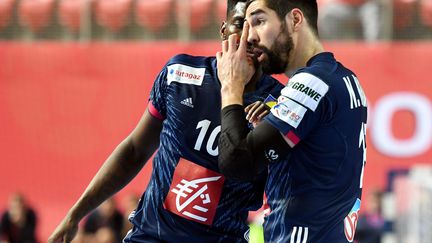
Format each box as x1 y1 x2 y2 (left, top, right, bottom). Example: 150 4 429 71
282 72 329 111
164 158 225 225
264 149 279 162
271 98 307 128
344 198 361 242
264 94 278 108
180 97 194 108
277 95 289 103
167 64 205 86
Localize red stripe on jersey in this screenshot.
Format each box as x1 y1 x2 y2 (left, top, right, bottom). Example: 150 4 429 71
285 131 300 146
148 102 165 120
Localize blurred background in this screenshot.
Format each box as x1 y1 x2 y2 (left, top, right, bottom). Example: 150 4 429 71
0 0 431 242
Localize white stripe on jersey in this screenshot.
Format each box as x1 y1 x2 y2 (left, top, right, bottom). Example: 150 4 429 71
290 226 309 243
290 227 297 243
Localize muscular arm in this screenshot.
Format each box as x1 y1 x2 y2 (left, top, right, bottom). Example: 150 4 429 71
49 108 162 243
218 104 289 181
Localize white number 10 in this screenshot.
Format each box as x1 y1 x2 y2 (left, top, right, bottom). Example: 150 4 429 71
194 120 220 156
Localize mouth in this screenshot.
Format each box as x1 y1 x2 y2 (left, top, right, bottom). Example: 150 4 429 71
250 48 265 63
246 47 260 56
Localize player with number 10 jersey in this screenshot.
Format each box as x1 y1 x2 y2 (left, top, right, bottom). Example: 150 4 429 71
126 54 284 242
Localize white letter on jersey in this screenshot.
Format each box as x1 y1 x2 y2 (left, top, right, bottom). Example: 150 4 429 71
359 122 367 188
343 75 367 109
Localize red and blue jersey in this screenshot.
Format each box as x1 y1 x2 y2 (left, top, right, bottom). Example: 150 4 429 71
129 54 284 242
263 52 368 242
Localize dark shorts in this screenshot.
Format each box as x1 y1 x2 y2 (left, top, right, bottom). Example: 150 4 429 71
123 224 248 243
123 226 163 243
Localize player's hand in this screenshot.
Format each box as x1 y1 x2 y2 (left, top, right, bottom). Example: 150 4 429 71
48 216 79 243
245 101 270 127
217 22 255 107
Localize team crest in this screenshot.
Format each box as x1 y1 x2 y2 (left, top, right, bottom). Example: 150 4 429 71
164 158 225 225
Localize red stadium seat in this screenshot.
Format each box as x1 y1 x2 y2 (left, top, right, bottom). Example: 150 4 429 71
135 0 172 33
95 0 132 33
392 0 416 30
58 0 91 33
18 0 54 34
175 0 213 33
215 0 227 23
419 0 432 28
0 0 14 31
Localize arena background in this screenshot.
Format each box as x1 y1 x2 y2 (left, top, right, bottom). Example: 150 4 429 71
0 0 431 242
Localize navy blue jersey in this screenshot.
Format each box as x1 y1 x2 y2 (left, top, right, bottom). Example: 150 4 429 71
263 52 368 243
129 54 284 242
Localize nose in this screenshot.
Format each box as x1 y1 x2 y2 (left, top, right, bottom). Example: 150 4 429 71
246 24 259 46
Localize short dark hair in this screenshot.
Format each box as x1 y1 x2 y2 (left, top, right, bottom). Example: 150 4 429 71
247 0 318 36
227 0 247 17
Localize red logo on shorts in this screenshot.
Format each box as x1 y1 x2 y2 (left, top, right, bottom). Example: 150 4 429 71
163 158 225 225
344 199 361 242
344 212 358 242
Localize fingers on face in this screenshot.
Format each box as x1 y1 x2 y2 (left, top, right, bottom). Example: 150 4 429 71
222 39 229 53
216 51 222 60
223 22 249 53
228 33 238 51
238 21 249 52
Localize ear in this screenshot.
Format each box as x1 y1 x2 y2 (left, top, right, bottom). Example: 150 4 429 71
287 8 304 32
220 21 228 40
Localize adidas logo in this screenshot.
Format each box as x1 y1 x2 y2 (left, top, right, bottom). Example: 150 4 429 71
180 97 194 108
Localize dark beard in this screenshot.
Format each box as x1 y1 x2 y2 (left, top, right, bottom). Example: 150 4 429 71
258 23 293 75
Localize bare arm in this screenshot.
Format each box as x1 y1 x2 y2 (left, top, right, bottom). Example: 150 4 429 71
49 108 162 243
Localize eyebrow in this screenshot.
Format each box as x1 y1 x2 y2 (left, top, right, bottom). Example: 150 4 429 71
248 9 266 17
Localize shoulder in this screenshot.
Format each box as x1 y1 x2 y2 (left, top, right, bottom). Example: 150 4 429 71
167 54 215 68
261 74 283 85
256 75 285 95
296 52 357 86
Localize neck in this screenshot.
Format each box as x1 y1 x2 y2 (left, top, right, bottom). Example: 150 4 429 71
285 30 324 77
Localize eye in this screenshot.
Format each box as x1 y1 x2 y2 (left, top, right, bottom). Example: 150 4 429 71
232 20 244 29
256 18 265 25
250 15 266 27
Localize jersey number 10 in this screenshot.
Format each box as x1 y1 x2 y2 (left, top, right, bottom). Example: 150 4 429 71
194 120 221 156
